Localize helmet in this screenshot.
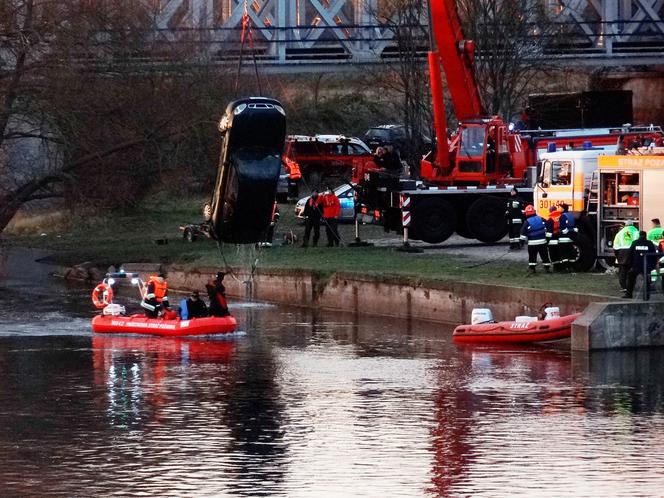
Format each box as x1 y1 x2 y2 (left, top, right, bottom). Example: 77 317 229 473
524 205 536 216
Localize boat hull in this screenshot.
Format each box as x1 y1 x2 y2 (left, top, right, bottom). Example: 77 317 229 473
452 313 581 344
92 314 237 337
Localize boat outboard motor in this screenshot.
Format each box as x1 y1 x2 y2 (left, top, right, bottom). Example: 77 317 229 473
543 307 560 320
207 97 287 244
471 308 493 324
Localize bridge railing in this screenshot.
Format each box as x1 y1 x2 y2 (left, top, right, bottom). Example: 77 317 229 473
72 20 663 68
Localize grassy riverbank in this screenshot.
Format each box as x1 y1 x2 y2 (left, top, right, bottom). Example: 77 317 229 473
4 196 622 297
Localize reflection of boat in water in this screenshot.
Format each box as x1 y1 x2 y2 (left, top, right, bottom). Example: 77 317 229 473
92 334 237 363
92 314 237 337
453 307 580 344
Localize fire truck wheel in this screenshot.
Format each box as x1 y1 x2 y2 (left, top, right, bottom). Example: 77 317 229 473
465 196 508 243
411 198 456 243
570 232 595 272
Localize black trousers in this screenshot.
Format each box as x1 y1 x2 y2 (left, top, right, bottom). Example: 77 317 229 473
508 222 522 247
615 249 631 289
547 240 560 265
528 244 551 267
303 218 320 246
625 269 645 298
324 218 340 246
558 241 574 264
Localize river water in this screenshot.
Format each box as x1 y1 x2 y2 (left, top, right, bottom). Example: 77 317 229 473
1 247 663 497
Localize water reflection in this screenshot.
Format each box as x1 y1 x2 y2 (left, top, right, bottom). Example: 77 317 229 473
1 247 664 496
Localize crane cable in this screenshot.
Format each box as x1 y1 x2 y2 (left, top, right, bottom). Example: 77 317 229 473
216 240 260 296
235 1 262 96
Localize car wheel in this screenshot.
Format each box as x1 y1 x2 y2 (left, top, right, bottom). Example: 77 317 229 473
203 203 212 221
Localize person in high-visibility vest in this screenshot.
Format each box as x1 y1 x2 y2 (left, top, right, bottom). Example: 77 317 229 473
624 231 657 298
141 274 169 318
206 272 229 317
321 186 341 247
558 203 578 272
520 205 551 274
545 205 562 269
647 218 664 246
613 221 639 291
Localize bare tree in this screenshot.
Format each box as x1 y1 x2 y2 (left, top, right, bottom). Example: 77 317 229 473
457 0 560 120
0 0 229 233
367 0 433 168
369 0 562 150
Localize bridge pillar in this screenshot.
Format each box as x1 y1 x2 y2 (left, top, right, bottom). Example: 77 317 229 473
622 74 664 125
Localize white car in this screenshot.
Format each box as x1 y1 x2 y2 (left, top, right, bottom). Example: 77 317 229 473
295 183 357 222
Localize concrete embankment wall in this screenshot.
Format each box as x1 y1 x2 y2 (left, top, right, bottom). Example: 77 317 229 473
572 301 664 351
162 266 607 324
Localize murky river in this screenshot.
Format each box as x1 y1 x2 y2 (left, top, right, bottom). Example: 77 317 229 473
1 247 663 497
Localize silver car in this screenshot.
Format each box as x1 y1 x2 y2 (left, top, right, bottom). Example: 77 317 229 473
295 184 356 222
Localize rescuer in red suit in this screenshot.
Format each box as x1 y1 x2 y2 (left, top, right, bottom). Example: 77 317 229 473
321 186 341 247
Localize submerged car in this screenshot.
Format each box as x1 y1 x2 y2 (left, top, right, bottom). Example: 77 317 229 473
295 183 357 222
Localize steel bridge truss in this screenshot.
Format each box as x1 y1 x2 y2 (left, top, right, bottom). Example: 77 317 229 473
147 0 663 66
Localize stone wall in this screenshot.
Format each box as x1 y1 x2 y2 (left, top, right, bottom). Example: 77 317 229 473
164 267 608 324
572 301 664 350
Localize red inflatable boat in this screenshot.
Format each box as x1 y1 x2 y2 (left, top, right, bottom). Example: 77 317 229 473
453 313 580 344
92 314 237 337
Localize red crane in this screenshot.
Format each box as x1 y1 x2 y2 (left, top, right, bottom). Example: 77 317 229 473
422 0 528 186
353 0 663 247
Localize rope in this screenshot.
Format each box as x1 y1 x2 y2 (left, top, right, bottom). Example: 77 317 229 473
234 2 263 96
215 240 261 287
464 246 512 269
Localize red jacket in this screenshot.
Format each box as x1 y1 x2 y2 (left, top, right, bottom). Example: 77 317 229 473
321 192 341 219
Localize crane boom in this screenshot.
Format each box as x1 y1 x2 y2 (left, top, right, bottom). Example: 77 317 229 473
429 0 485 121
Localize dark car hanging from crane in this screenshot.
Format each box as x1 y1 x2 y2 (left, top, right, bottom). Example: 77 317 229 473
205 97 287 244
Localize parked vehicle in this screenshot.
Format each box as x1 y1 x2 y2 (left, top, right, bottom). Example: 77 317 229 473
353 0 663 248
180 222 212 242
364 124 409 152
284 134 373 188
363 124 430 155
295 183 357 222
534 146 664 270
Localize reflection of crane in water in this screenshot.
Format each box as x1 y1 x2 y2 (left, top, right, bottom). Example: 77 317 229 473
428 346 574 495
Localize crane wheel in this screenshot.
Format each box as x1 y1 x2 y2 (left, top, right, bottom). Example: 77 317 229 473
466 196 508 243
410 198 456 243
